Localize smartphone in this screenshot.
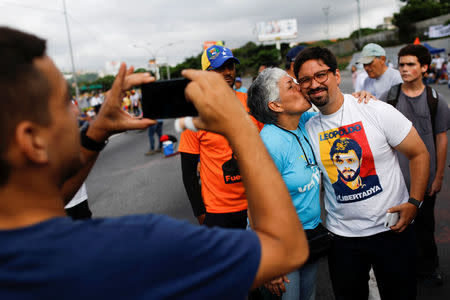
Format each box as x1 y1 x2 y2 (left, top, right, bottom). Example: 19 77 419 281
141 78 198 119
384 212 399 228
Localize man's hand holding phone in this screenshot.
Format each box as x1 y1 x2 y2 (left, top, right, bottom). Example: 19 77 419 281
181 69 254 138
88 64 156 142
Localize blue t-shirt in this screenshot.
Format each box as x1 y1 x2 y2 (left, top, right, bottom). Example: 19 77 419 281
260 111 321 230
235 87 248 93
0 214 260 299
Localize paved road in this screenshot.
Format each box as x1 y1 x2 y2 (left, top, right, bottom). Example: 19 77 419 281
86 73 449 299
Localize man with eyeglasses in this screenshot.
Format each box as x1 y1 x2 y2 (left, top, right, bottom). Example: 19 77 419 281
358 43 402 99
178 45 263 228
293 47 429 299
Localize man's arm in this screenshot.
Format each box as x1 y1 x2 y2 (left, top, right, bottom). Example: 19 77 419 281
389 126 429 232
61 65 156 203
182 69 309 288
429 132 448 195
180 152 206 224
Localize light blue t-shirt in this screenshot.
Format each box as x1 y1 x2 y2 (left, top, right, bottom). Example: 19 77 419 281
260 111 321 230
235 87 248 93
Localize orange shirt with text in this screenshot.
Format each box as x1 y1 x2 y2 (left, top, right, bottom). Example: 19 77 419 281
178 91 263 213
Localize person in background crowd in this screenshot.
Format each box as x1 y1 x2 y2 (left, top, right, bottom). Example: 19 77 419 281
431 54 445 79
358 43 402 98
122 92 131 113
380 44 449 287
285 45 305 78
234 77 247 93
179 45 263 227
130 89 141 116
0 26 309 299
90 92 103 114
145 120 163 155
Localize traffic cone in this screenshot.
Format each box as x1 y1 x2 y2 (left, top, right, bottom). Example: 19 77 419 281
413 37 420 45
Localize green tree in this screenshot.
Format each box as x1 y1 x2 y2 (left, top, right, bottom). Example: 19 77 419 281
349 28 384 39
134 68 148 73
92 75 116 90
393 0 450 42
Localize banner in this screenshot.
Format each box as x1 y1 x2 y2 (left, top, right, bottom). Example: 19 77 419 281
256 18 297 42
429 24 450 38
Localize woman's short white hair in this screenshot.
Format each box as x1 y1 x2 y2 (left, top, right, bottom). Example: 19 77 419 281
247 67 287 124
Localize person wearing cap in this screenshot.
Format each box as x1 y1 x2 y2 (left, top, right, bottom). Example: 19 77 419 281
234 77 247 93
285 45 305 78
359 43 402 99
179 45 263 228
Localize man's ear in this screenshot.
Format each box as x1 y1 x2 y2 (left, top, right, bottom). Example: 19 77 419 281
335 69 341 85
421 64 429 74
14 121 49 164
268 101 283 113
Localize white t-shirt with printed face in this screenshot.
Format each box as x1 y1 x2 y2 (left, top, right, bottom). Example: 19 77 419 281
305 94 412 237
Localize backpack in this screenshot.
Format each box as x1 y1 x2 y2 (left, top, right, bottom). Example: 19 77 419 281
386 83 438 144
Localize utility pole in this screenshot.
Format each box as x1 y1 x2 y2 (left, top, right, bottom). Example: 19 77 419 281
62 0 80 101
356 0 362 48
323 6 330 40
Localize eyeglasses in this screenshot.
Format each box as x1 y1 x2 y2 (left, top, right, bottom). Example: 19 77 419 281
297 69 331 88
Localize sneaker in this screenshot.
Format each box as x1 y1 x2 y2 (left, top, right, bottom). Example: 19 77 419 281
145 150 156 156
420 269 444 287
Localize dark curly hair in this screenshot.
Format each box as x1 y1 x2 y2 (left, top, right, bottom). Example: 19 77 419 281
397 44 431 69
293 47 338 80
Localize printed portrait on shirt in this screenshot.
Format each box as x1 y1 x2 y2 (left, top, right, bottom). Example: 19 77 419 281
319 122 382 203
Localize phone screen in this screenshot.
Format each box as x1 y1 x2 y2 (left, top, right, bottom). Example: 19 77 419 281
141 78 198 119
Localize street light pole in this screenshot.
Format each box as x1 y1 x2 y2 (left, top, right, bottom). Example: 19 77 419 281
323 6 330 40
134 42 175 80
62 0 80 101
356 0 362 48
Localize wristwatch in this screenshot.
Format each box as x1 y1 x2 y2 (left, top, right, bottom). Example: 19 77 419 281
408 197 422 209
80 123 108 152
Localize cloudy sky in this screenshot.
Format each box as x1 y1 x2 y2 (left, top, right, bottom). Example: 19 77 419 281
0 0 403 72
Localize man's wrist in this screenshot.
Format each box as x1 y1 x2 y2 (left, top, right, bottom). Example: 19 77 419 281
80 123 108 152
86 121 109 143
408 197 422 209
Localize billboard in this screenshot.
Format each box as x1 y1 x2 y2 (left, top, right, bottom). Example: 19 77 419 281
203 40 224 50
256 19 297 42
429 24 450 39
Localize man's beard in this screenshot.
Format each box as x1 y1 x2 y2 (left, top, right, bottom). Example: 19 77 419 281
338 167 361 182
307 86 329 107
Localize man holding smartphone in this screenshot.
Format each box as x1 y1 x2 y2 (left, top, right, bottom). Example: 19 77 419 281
179 45 262 227
0 27 309 299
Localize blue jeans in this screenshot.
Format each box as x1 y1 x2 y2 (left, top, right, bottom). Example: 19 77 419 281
282 261 318 300
148 121 163 150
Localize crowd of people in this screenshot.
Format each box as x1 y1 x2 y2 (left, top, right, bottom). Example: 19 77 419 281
0 25 449 300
